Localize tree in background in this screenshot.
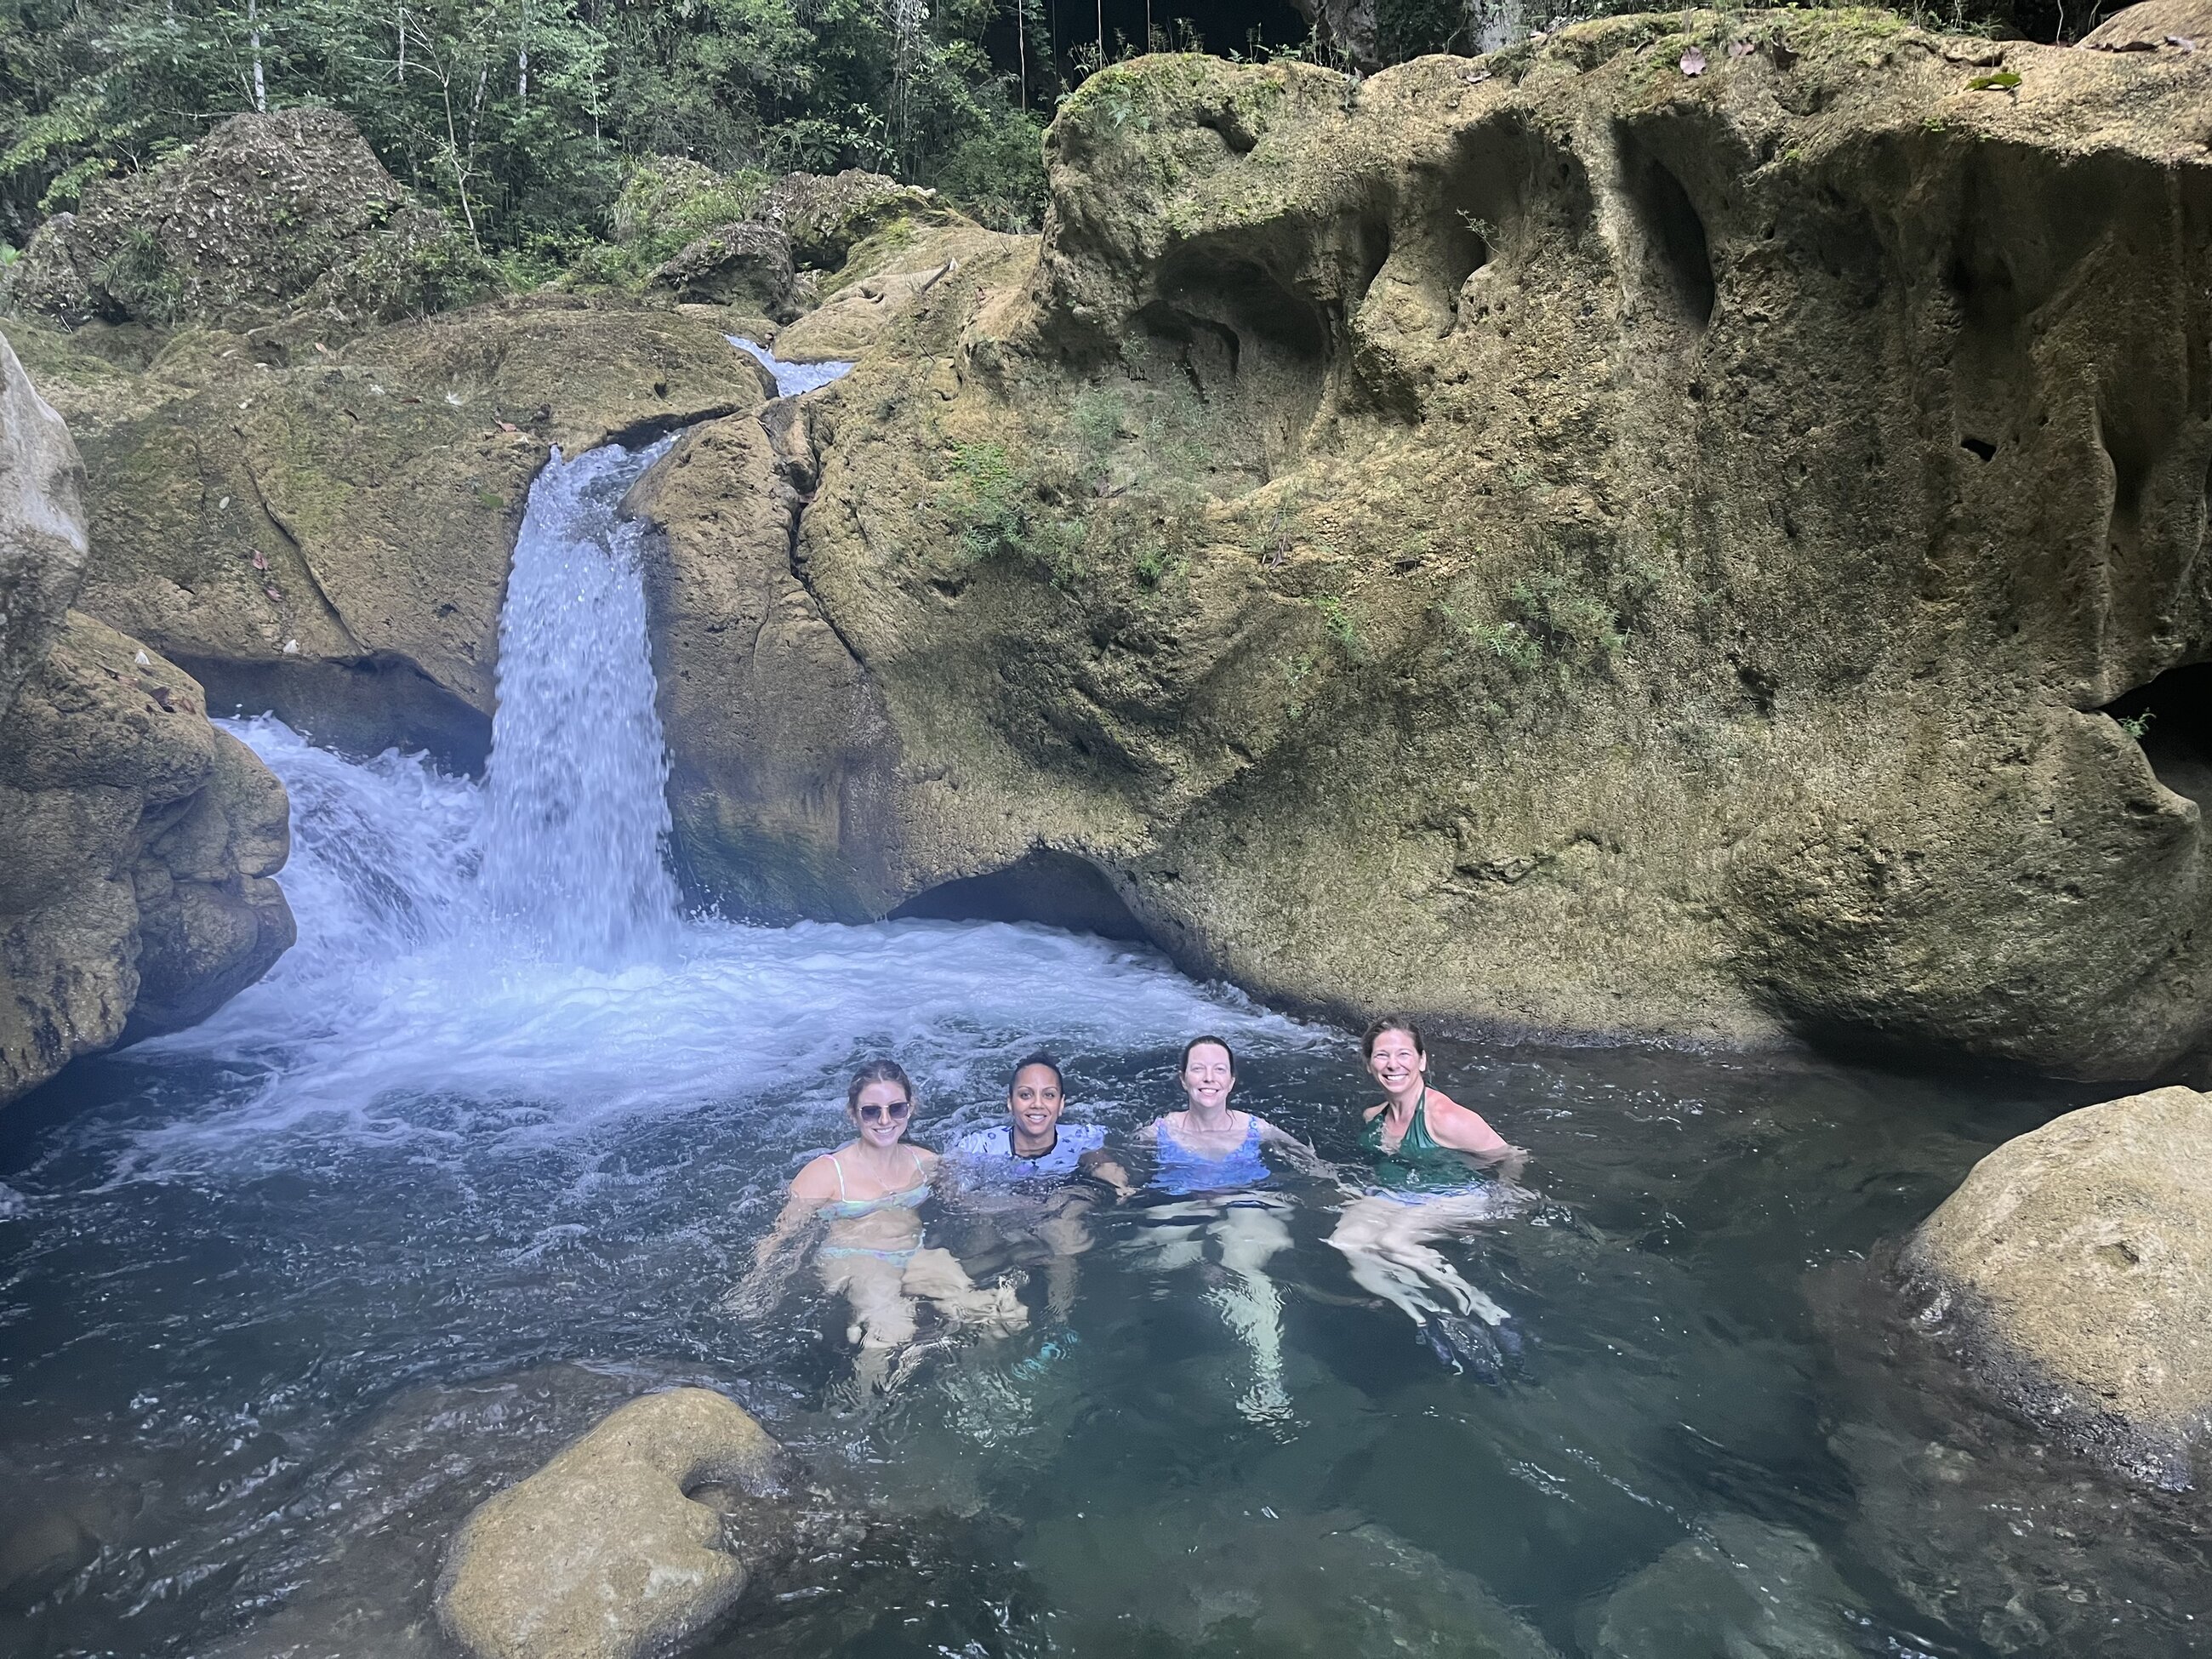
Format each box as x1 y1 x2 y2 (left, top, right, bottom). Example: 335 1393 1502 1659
0 0 1050 258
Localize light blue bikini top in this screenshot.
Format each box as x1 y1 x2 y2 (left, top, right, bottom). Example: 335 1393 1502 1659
818 1148 930 1218
1151 1114 1271 1196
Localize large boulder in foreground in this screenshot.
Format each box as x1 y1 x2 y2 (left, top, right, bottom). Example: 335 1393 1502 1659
1901 1086 2212 1485
0 334 292 1105
653 14 2212 1075
436 1388 784 1659
4 108 490 332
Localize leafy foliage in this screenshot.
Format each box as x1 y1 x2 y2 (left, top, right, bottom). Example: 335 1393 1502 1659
0 0 1051 254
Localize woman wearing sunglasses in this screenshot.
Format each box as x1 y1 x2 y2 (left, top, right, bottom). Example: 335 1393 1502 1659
734 1058 1026 1395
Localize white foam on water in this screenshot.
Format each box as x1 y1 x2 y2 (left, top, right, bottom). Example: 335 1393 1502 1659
128 439 1315 1172
727 335 854 396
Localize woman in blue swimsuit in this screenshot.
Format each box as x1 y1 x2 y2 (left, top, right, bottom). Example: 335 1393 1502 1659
734 1059 1025 1394
1134 1035 1324 1423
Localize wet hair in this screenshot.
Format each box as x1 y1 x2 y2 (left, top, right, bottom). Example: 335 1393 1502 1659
1007 1052 1063 1097
1179 1035 1236 1076
1361 1016 1426 1060
847 1058 915 1113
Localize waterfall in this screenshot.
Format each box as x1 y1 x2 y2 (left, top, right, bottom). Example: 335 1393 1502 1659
126 437 1312 1163
480 438 679 963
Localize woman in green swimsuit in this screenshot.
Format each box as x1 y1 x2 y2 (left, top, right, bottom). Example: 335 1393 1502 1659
1327 1017 1531 1373
733 1059 1026 1394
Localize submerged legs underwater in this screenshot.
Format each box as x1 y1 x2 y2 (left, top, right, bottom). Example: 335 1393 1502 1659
1125 1197 1297 1423
1326 1189 1528 1376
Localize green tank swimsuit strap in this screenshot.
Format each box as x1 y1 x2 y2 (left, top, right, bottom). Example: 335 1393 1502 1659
1363 1090 1473 1192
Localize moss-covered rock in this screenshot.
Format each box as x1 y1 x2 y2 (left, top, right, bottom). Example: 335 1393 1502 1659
772 222 1021 362
50 298 770 767
645 17 2212 1076
3 108 493 333
757 169 956 271
648 220 797 317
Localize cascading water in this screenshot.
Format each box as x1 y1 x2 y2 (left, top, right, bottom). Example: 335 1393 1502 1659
480 439 679 963
728 334 855 396
130 437 1306 1163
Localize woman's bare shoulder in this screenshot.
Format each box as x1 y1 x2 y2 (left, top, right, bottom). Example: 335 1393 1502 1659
1427 1092 1508 1143
790 1151 845 1199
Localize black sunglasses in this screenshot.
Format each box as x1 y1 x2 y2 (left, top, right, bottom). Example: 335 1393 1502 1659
858 1099 912 1124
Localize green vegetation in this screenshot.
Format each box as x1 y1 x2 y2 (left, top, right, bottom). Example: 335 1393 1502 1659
0 0 1052 260
940 438 1081 581
1314 593 1365 659
0 0 2085 284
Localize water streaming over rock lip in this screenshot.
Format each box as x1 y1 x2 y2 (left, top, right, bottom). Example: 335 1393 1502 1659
124 439 1311 1166
480 437 681 964
727 334 854 396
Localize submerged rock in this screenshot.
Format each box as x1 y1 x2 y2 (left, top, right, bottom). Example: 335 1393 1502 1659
653 14 2212 1075
1811 1253 2212 1656
436 1387 786 1659
1589 1514 1866 1659
3 108 491 333
0 332 292 1106
1901 1085 2212 1484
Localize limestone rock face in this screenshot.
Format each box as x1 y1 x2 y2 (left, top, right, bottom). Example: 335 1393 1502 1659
0 614 294 1102
436 1388 784 1659
631 402 899 921
772 223 1015 363
652 221 798 317
0 334 293 1106
1902 1086 2212 1481
2080 0 2212 48
44 299 768 766
0 332 88 715
658 15 2212 1075
758 169 955 270
4 108 490 331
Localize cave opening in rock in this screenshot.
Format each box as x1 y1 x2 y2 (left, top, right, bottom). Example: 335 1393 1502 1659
2103 662 2212 811
185 653 493 776
889 848 1153 943
1617 134 1716 331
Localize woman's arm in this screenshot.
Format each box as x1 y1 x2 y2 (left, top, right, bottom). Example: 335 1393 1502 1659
1429 1094 1528 1181
723 1158 836 1315
1255 1116 1337 1180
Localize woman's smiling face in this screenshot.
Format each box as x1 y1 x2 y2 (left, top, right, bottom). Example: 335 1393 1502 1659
1366 1028 1426 1095
1180 1041 1235 1114
1008 1063 1064 1140
851 1078 913 1149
